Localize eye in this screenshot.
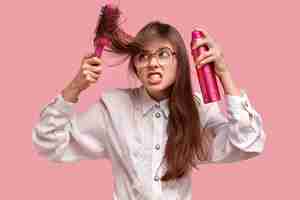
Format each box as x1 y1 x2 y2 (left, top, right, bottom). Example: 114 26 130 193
137 53 147 61
158 49 171 59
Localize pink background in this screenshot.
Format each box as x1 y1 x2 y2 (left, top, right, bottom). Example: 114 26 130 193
0 0 298 199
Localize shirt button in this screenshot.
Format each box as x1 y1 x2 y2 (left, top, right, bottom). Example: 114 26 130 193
155 144 160 150
155 112 161 118
154 175 160 181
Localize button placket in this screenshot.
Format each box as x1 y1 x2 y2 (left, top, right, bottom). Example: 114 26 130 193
152 105 164 197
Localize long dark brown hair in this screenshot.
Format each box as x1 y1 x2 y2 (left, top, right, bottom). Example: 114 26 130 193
94 20 213 182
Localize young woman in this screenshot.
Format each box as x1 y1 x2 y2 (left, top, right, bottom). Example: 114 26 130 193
32 21 266 200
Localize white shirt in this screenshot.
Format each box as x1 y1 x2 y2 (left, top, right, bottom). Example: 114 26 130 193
32 85 266 200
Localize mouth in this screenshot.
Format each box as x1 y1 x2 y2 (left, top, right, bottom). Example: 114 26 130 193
147 72 163 78
147 71 163 84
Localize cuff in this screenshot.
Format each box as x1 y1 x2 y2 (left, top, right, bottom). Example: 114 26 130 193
225 89 257 122
51 93 76 115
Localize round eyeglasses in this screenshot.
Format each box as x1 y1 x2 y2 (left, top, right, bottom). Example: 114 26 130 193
133 47 176 68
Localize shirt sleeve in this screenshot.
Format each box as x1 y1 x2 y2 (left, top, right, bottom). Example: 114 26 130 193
32 93 110 163
194 89 266 164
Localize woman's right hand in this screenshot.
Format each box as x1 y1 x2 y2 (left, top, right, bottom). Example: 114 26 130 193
71 53 103 92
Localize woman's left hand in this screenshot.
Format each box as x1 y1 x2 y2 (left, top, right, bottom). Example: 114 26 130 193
191 28 230 78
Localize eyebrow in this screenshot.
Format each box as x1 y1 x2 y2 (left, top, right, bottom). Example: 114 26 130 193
142 46 172 53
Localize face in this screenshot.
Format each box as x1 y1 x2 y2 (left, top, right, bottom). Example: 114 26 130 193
134 38 177 101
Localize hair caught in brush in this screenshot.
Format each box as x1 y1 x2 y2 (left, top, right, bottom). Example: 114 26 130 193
93 4 142 58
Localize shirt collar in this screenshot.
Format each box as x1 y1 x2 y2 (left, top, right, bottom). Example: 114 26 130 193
138 85 170 118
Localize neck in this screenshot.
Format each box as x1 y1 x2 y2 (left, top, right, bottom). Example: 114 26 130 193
145 87 172 102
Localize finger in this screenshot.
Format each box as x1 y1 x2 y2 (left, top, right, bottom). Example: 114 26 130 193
91 56 102 64
82 52 96 61
83 70 100 80
86 57 102 66
85 74 98 83
84 55 102 64
81 52 95 65
198 55 217 66
195 49 214 64
191 38 212 50
84 65 102 74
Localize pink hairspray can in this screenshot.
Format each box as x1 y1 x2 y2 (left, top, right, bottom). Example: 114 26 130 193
191 30 221 104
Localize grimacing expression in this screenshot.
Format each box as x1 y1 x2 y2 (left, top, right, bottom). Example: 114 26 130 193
134 39 178 99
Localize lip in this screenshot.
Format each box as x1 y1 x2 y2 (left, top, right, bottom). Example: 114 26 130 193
147 71 163 78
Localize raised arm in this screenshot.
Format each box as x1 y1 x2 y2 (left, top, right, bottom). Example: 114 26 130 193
194 89 266 164
32 93 110 163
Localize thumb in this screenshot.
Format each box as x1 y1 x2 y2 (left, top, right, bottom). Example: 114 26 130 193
81 52 95 65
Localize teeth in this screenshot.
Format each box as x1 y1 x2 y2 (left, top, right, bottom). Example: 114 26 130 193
150 74 160 78
148 73 161 78
149 74 162 82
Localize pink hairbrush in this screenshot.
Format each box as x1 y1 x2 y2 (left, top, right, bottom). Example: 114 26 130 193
93 4 133 58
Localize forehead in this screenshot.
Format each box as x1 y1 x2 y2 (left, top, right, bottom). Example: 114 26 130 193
142 38 175 53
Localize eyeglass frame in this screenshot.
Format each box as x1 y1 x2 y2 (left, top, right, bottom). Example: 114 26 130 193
133 46 177 68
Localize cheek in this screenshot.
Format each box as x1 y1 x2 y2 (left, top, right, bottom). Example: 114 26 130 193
166 66 177 81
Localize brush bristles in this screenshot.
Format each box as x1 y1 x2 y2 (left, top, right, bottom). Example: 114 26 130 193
93 4 138 55
95 4 121 38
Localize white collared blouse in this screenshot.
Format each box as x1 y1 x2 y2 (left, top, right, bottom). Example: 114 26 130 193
32 85 266 200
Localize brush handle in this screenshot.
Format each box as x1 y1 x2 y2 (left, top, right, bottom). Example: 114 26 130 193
191 30 221 104
94 37 111 58
95 45 104 57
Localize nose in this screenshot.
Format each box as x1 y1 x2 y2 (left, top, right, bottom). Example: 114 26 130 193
148 55 159 67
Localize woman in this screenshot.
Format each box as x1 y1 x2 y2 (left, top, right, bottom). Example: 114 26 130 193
32 21 266 200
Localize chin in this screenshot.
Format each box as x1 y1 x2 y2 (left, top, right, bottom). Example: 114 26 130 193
146 81 165 90
146 81 174 94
